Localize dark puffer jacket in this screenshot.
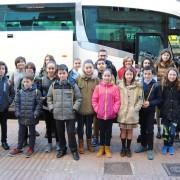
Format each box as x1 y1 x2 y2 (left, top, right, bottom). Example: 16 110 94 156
47 80 82 120
160 85 180 125
15 86 42 125
0 76 15 112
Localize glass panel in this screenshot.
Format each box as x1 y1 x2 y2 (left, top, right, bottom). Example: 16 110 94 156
137 35 164 64
0 4 75 37
83 6 165 53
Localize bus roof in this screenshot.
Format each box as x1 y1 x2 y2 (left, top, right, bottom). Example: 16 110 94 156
0 0 179 17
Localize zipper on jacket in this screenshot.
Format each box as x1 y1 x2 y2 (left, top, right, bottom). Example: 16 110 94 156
105 85 107 120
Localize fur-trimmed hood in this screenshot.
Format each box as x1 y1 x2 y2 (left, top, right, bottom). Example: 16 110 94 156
80 69 99 80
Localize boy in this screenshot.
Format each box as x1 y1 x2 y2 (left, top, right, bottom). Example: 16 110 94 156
47 64 82 160
135 66 161 160
0 61 15 150
9 73 42 158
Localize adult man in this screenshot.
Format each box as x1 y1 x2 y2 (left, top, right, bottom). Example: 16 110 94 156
96 49 117 80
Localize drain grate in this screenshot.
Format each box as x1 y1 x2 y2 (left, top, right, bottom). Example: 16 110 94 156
104 162 133 175
162 163 180 176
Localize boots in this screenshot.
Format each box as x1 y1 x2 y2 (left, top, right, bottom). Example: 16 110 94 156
96 146 105 157
87 139 95 152
105 146 112 158
78 139 84 154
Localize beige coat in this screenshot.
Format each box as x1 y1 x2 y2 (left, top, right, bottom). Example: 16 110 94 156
117 80 143 125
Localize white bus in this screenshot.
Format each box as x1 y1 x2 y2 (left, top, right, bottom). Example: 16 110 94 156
0 0 180 71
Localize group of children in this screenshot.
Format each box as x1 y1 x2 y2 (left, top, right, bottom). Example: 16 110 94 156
0 48 179 161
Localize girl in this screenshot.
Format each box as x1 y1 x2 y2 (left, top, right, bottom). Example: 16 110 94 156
39 54 55 78
92 69 120 158
160 67 180 155
117 56 136 80
154 49 176 139
68 58 81 86
39 61 59 152
117 67 143 157
76 59 99 154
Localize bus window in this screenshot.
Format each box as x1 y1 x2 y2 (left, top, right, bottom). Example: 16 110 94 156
0 4 76 39
82 6 165 54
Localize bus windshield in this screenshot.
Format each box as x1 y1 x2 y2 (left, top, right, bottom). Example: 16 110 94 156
0 3 75 36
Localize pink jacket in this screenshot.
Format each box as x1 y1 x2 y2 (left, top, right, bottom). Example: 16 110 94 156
92 81 120 120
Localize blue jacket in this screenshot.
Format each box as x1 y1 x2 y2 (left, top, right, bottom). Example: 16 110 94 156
0 76 15 112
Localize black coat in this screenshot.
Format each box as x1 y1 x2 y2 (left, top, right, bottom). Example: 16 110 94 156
160 85 180 125
0 76 15 112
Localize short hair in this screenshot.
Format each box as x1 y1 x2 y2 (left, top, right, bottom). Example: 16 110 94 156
122 56 134 67
0 61 8 74
98 49 107 54
15 56 26 67
25 62 36 73
73 58 81 62
23 73 34 81
143 65 155 74
57 64 68 73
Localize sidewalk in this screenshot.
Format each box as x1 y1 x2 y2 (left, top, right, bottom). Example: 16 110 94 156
0 120 179 180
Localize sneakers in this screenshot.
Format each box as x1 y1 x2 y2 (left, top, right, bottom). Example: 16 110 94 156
2 142 10 150
8 148 23 157
92 137 98 147
25 148 34 158
147 150 154 160
96 146 105 157
161 146 168 155
169 146 175 155
45 143 52 153
56 142 61 151
134 145 147 153
56 149 67 158
104 146 112 158
72 151 80 161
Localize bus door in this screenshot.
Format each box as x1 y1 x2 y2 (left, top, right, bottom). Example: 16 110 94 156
135 33 165 65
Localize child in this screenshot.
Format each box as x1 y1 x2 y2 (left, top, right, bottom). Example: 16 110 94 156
76 59 99 154
39 61 59 152
47 64 82 160
10 56 26 92
68 58 81 86
160 67 180 155
117 56 136 80
92 58 115 147
17 62 41 146
117 67 143 157
154 49 176 138
39 54 55 78
92 69 120 158
9 74 42 158
0 61 15 150
136 57 156 143
135 66 161 160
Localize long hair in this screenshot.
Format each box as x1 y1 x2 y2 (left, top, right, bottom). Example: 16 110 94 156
123 67 136 85
162 67 180 90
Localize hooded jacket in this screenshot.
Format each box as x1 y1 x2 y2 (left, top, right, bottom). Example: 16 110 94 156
92 81 120 120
